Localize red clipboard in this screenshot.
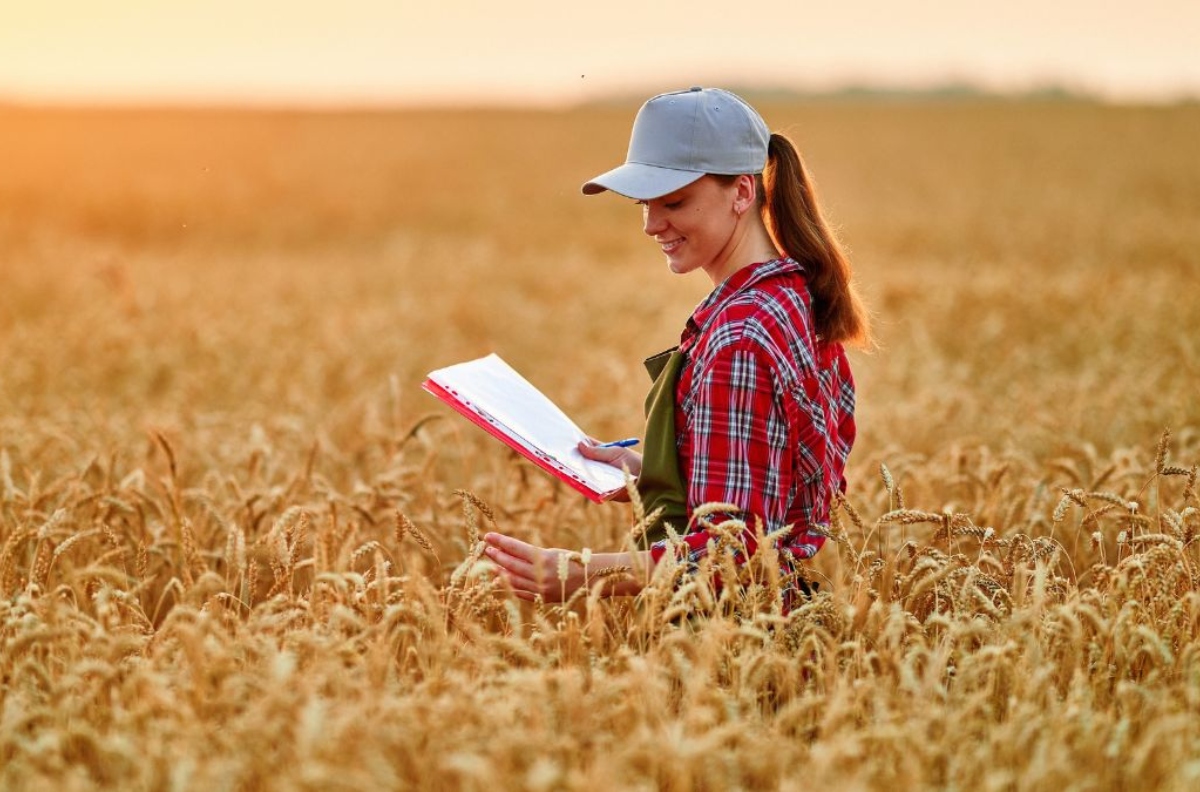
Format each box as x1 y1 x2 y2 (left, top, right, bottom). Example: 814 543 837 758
421 359 626 502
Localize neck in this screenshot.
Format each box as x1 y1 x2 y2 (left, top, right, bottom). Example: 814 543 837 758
703 217 780 286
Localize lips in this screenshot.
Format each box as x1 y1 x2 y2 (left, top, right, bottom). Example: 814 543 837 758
659 238 684 254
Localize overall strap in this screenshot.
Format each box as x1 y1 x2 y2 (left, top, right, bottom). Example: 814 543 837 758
635 348 689 546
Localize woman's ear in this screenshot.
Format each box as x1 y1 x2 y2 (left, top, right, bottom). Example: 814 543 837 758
733 174 757 216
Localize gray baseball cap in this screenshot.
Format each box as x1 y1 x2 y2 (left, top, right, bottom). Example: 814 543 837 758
581 87 770 200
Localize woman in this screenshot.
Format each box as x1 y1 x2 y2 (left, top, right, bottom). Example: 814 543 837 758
483 87 871 608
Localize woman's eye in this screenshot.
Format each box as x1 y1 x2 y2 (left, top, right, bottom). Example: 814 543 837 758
664 201 682 209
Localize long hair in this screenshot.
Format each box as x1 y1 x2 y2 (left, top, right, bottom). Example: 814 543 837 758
757 133 872 348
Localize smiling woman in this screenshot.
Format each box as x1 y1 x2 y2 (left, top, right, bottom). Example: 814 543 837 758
635 177 764 283
484 87 872 612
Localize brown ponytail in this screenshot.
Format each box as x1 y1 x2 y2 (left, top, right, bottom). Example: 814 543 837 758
760 133 872 348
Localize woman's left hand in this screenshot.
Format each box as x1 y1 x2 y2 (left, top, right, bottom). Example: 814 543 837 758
483 532 585 602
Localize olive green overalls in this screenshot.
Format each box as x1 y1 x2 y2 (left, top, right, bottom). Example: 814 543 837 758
635 348 689 547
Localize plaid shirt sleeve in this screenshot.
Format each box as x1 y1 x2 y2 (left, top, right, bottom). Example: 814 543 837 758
642 260 855 608
649 335 795 566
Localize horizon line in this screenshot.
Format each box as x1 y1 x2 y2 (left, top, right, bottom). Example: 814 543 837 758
2 80 1199 113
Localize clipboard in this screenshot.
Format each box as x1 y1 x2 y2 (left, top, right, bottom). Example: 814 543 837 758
422 354 629 502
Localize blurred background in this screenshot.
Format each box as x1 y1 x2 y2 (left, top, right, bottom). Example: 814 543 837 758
5 7 1200 787
3 1 1199 106
1 0 1198 516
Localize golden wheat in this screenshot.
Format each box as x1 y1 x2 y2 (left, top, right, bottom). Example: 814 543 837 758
0 99 1198 791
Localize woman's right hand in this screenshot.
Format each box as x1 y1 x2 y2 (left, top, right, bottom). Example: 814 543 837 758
579 440 642 502
579 439 642 476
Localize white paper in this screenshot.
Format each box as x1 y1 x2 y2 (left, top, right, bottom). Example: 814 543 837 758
426 354 628 494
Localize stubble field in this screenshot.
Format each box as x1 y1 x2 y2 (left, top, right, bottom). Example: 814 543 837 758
1 98 1199 790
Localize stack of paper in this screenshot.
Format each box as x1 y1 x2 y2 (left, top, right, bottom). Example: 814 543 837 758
422 354 628 502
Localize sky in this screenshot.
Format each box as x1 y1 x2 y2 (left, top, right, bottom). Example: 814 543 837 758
1 1 1197 106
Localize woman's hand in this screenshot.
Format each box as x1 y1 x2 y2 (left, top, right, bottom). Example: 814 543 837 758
483 532 651 602
578 440 642 502
482 533 583 602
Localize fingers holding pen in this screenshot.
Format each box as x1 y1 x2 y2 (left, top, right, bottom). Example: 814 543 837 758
578 438 643 478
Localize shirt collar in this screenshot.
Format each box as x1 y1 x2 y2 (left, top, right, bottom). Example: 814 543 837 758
681 258 803 348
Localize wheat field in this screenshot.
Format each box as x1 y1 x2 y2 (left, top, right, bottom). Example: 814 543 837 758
1 99 1199 790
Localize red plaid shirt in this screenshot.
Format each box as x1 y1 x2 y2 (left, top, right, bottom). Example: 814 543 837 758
649 258 856 579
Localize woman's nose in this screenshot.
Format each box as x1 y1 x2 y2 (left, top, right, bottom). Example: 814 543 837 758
642 204 666 236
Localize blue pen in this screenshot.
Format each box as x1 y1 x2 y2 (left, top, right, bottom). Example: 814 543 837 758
598 438 640 448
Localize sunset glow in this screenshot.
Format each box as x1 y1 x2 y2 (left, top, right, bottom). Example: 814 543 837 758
2 1 1198 105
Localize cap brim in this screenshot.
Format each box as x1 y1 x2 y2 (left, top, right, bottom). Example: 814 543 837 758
581 162 704 200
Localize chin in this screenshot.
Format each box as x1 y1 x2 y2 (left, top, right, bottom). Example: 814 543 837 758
666 257 693 275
